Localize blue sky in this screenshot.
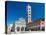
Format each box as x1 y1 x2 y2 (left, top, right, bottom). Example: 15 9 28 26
6 1 45 24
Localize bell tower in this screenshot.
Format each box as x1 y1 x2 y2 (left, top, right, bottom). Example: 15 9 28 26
26 4 32 26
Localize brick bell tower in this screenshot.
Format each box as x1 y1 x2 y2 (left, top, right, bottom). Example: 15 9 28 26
26 4 32 26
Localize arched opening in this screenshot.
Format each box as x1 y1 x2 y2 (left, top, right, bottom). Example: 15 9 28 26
21 27 24 31
17 27 20 31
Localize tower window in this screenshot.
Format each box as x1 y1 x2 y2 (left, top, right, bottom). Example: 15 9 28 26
29 11 31 13
28 11 31 14
29 8 30 10
17 27 20 31
29 14 31 15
